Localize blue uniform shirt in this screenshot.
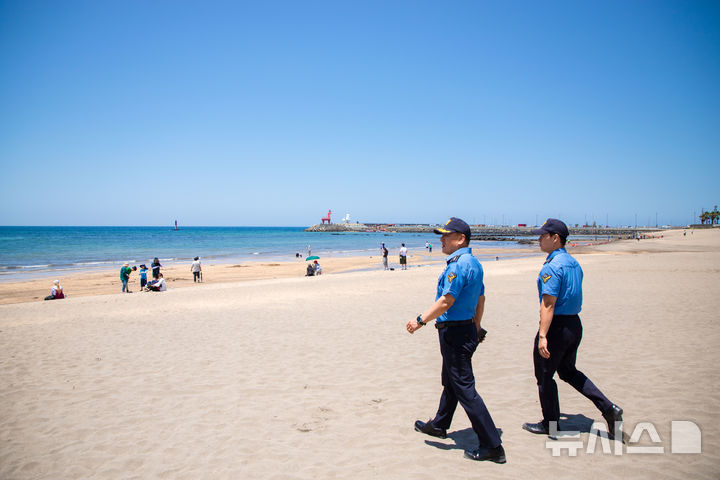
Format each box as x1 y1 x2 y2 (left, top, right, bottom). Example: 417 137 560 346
537 247 583 315
436 247 485 323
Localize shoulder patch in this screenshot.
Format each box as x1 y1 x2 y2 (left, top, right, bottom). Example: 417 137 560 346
542 273 552 283
448 272 457 282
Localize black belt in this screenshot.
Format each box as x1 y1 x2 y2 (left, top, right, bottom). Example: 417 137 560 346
435 319 474 329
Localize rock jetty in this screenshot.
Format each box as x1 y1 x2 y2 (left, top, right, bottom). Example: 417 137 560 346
305 223 656 240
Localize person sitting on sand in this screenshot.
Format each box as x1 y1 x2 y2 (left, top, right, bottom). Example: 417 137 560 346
313 260 322 275
145 273 167 292
305 263 315 276
44 280 66 300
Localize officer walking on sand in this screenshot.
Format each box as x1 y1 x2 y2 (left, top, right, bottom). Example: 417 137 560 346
406 217 505 464
522 218 623 438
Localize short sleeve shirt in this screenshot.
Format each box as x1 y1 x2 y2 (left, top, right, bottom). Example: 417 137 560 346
537 248 583 315
435 247 485 323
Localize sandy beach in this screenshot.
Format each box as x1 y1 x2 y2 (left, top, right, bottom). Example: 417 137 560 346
0 247 542 306
1 228 718 479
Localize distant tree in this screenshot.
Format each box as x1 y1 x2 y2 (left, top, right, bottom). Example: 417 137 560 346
711 205 719 225
699 211 710 224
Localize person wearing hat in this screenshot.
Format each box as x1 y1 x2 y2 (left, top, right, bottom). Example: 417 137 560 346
406 217 505 464
120 262 133 293
44 279 66 300
139 264 148 290
522 218 623 438
191 257 202 283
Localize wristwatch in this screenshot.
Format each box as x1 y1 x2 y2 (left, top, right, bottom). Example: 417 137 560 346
416 314 426 326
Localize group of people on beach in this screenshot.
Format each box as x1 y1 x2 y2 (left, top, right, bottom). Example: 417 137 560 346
120 258 166 292
305 260 322 276
380 242 410 271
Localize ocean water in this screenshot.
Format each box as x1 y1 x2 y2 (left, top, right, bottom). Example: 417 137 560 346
0 226 538 281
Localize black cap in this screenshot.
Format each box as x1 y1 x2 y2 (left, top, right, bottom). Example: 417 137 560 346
434 217 471 240
531 218 569 239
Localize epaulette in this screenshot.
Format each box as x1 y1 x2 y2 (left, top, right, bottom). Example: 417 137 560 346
447 255 461 264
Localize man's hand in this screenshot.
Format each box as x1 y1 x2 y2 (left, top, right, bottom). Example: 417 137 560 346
538 335 550 359
477 327 487 343
406 319 422 334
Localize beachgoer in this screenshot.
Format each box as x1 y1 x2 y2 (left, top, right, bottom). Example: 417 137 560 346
406 217 505 464
399 243 408 270
428 243 433 253
191 257 202 283
305 263 315 276
425 241 429 251
307 245 312 256
522 218 623 438
139 264 148 289
381 243 389 270
151 257 162 279
313 260 322 275
146 273 167 292
120 262 132 293
44 279 66 300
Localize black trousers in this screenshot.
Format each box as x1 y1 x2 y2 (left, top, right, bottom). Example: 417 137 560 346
534 314 612 426
432 323 501 448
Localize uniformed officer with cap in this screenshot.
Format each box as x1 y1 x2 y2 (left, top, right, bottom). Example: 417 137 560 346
522 218 623 438
406 217 505 464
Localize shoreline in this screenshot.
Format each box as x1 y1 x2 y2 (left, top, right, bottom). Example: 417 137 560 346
0 246 542 305
0 230 675 306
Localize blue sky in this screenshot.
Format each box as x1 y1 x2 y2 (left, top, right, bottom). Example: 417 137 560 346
1 0 718 227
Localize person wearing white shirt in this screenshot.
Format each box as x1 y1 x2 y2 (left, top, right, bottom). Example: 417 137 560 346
399 244 408 270
146 273 167 292
191 256 202 282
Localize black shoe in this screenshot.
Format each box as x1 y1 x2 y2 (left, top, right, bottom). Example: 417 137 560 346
602 404 623 437
522 421 549 435
464 445 506 464
414 419 447 439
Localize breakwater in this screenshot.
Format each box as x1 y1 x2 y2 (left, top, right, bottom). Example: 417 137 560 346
305 223 657 239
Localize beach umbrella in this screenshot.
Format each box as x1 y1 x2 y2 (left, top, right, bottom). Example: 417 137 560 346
306 256 320 261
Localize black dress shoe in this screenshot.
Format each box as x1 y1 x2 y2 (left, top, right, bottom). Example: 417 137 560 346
602 404 623 437
464 445 506 464
414 419 447 439
522 421 549 435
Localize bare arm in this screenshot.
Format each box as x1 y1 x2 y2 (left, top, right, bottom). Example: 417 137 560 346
406 294 455 334
537 294 557 359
